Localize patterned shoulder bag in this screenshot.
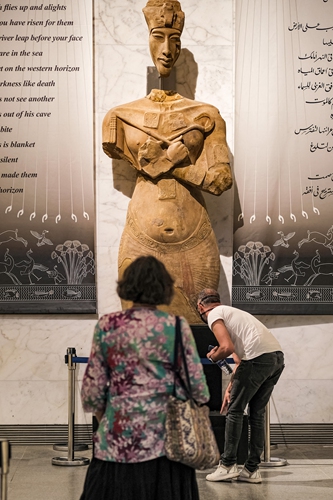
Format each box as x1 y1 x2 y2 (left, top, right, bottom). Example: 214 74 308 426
164 316 220 470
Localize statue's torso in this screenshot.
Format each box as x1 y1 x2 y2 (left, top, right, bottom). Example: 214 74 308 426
114 92 212 166
114 92 213 242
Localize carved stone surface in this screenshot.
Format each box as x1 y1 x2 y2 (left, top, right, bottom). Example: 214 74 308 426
102 0 232 323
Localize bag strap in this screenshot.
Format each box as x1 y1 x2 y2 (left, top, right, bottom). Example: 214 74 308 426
172 316 193 400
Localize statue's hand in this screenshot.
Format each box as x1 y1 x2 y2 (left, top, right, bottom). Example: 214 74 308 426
166 140 189 165
138 138 164 165
138 137 189 178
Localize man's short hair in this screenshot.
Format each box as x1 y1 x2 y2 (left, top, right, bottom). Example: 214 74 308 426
197 288 220 306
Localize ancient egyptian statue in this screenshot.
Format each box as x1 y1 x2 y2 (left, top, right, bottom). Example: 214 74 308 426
102 0 232 323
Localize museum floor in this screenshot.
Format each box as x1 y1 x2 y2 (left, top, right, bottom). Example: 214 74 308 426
4 444 333 500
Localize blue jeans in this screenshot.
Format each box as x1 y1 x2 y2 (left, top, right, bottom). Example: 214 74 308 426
221 351 285 472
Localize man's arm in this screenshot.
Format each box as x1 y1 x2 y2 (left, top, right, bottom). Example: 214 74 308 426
206 318 234 361
221 353 241 414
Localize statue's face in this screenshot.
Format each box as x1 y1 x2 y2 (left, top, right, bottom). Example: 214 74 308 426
149 27 181 77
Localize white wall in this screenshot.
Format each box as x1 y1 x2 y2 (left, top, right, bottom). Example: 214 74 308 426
0 0 332 426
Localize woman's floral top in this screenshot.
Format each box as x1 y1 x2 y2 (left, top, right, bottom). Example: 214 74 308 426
81 307 210 463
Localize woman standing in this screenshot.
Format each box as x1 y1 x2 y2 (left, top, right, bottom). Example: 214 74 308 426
80 256 209 500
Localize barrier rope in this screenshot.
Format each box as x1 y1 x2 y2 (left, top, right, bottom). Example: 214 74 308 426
70 357 235 364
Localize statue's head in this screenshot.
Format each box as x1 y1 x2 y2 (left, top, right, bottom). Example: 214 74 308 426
143 0 185 33
143 1 185 77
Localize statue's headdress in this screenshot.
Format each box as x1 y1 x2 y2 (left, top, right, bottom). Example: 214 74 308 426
143 1 185 33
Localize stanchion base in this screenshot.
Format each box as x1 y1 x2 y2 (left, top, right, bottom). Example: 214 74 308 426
53 443 89 452
52 456 90 466
260 457 288 467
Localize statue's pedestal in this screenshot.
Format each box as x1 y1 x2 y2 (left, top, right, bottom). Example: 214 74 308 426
190 324 249 465
191 324 222 411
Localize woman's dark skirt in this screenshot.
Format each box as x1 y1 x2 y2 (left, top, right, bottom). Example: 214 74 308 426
79 455 199 500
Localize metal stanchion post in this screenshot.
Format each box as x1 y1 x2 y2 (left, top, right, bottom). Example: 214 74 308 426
52 348 90 466
53 347 88 452
260 400 288 467
0 439 11 500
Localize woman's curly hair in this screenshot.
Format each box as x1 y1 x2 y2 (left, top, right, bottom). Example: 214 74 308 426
117 255 174 306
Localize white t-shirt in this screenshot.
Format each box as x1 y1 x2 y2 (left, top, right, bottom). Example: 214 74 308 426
207 305 282 361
